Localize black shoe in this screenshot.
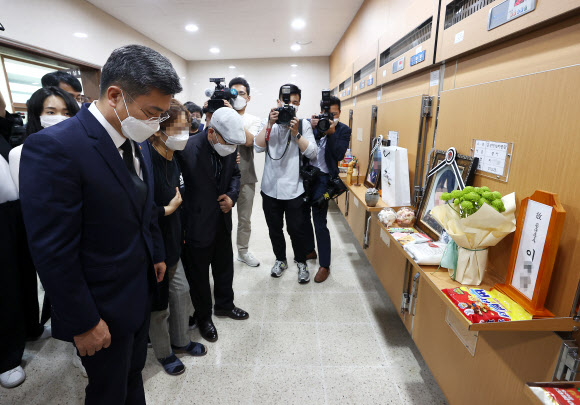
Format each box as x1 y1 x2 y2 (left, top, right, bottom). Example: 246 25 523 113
188 316 197 330
214 306 249 320
199 318 218 343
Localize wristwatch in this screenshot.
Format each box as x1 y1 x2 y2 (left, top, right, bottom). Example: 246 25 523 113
296 133 302 140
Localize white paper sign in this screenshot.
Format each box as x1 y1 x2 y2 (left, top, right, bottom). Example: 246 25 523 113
455 30 465 44
380 229 390 247
357 128 363 142
415 46 423 55
388 131 399 147
377 88 382 101
430 71 440 87
353 197 360 208
473 140 509 175
512 200 553 300
355 86 358 91
383 69 387 77
353 96 357 106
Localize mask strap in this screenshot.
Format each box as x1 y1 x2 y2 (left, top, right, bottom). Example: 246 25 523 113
121 90 131 117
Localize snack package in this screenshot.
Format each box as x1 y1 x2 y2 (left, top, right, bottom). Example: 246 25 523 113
530 386 580 405
442 287 532 323
396 207 415 227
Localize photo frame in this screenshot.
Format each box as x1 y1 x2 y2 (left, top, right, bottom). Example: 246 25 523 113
415 150 478 240
364 145 382 189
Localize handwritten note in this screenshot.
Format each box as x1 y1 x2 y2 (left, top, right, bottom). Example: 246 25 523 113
357 128 363 142
473 140 509 176
388 131 399 147
512 200 553 300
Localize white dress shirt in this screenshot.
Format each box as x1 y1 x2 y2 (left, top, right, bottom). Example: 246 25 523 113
254 119 317 200
0 155 18 204
311 136 329 175
8 145 22 192
88 102 142 179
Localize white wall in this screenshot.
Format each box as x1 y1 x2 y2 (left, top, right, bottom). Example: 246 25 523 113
2 0 189 101
186 57 330 123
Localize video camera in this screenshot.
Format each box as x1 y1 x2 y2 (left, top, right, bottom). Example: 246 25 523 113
315 89 332 133
275 85 296 126
311 177 348 208
206 78 238 112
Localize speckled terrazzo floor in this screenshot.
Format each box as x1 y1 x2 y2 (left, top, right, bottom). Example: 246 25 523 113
1 159 448 405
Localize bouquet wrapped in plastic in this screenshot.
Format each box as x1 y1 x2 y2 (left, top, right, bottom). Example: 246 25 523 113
431 187 517 285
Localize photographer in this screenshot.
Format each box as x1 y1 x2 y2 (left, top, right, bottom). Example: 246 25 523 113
41 71 84 106
228 77 263 268
254 84 317 284
184 101 204 135
304 95 351 283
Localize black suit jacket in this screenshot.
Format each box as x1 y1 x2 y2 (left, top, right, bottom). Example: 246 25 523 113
176 131 241 248
19 105 164 342
312 121 352 178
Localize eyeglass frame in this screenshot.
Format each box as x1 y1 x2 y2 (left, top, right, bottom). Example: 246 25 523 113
123 90 170 123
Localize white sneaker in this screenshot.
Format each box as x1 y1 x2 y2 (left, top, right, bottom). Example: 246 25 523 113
0 366 26 388
237 252 260 267
38 325 52 340
72 346 88 378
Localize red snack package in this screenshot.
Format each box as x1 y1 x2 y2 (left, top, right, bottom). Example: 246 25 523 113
442 287 509 323
544 387 580 404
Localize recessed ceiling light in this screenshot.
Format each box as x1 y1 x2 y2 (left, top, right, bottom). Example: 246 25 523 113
181 76 186 79
229 65 236 69
185 24 198 32
290 44 301 52
291 74 297 77
291 18 306 30
291 64 298 67
239 74 245 78
32 82 39 85
73 32 88 38
209 47 220 54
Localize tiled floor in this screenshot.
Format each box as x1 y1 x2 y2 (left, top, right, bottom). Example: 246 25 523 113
1 166 448 404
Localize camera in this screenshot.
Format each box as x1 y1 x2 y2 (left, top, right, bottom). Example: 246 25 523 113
316 90 332 133
275 85 296 126
300 165 322 203
311 177 348 208
207 78 238 112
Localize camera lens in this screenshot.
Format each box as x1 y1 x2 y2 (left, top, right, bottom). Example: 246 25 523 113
277 109 293 126
317 118 331 132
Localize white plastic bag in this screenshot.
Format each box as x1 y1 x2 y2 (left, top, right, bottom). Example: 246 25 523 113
381 146 411 207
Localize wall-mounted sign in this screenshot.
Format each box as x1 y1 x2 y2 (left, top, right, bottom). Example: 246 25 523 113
347 89 351 96
383 70 387 77
495 191 566 318
488 0 537 30
367 77 373 86
342 91 346 97
360 81 365 89
430 71 440 87
410 50 426 66
471 139 514 182
454 30 464 44
388 131 399 147
392 56 405 74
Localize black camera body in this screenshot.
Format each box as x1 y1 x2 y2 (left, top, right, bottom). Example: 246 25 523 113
311 177 348 208
316 90 332 133
207 77 238 112
300 165 322 203
275 85 296 126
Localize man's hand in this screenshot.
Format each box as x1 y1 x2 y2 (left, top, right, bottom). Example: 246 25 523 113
326 118 337 135
223 100 234 109
165 187 182 216
236 152 241 165
289 117 300 137
310 114 319 130
218 194 234 213
154 262 166 283
268 108 279 126
74 319 111 357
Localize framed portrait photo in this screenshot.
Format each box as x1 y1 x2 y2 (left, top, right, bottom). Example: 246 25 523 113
416 150 478 240
364 142 383 189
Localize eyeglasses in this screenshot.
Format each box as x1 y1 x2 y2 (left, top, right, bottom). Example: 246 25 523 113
124 91 170 123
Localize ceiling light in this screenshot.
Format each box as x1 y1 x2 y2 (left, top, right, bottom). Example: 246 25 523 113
32 82 39 85
291 64 298 67
291 18 306 30
291 74 297 77
73 32 88 38
239 74 245 78
290 44 301 52
185 24 198 32
229 65 236 69
209 47 220 54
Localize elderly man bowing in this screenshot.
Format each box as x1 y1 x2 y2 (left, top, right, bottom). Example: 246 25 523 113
177 107 249 343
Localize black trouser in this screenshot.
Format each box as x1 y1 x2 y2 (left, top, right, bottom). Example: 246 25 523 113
261 191 307 264
79 296 151 405
303 174 331 268
0 200 43 374
184 217 235 321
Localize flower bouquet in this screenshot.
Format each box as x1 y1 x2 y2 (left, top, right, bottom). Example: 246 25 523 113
430 187 517 285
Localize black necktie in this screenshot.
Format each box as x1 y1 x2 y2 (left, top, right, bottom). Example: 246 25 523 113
120 140 137 176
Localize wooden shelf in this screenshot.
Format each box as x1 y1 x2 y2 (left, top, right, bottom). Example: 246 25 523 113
376 219 579 333
339 175 387 213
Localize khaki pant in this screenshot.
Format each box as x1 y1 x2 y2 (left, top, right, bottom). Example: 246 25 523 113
236 183 256 254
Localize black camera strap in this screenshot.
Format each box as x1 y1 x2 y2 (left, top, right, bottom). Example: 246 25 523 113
265 119 302 162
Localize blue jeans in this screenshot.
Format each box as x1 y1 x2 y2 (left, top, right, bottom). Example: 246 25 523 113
303 174 331 268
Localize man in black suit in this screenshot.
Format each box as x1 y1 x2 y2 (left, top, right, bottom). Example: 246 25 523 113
19 45 182 404
177 106 249 343
306 96 352 283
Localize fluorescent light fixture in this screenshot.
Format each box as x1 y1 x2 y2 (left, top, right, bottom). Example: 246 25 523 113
229 65 236 69
73 32 88 38
209 47 220 54
291 18 306 30
185 24 199 32
291 64 298 67
290 44 301 52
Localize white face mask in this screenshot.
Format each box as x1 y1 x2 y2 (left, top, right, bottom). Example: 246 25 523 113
211 130 237 157
77 102 83 108
114 91 160 143
162 130 189 151
232 97 247 111
333 118 339 124
292 104 299 114
40 114 69 128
